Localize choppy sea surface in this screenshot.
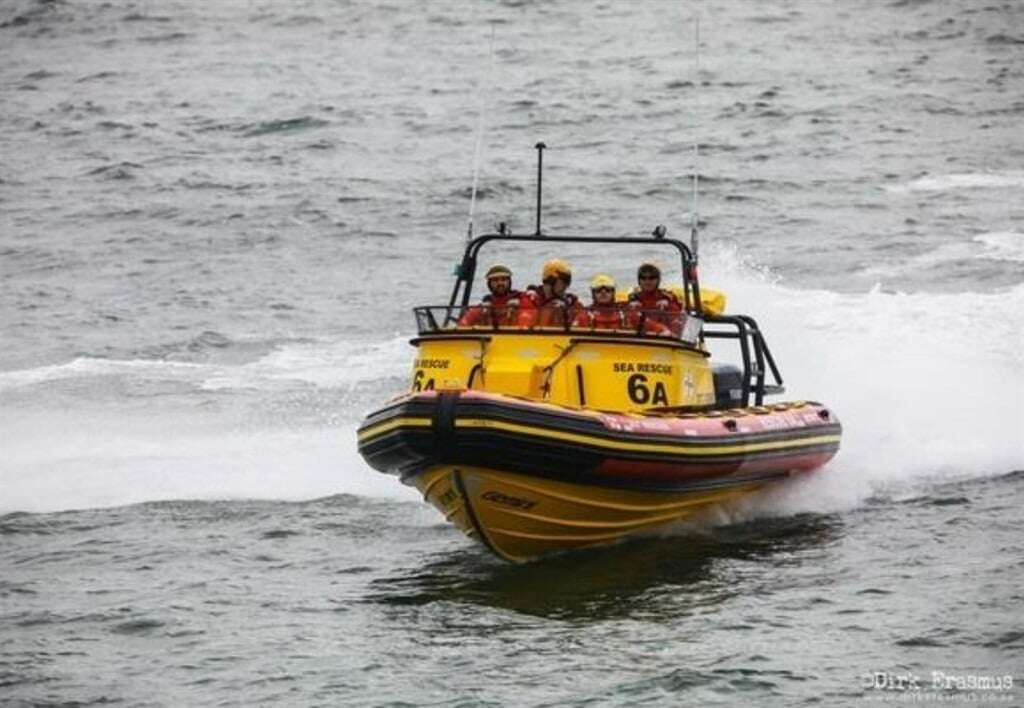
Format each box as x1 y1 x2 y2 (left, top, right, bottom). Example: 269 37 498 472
2 1 1023 705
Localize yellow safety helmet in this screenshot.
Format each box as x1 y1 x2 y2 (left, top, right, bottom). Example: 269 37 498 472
542 258 572 283
590 273 616 290
485 263 512 280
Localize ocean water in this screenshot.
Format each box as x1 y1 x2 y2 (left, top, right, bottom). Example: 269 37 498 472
2 0 1023 705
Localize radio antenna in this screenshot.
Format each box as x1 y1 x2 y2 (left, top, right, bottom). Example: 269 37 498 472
534 141 545 235
466 23 496 243
690 15 700 262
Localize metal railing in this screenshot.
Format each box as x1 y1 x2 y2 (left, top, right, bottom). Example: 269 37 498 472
702 314 785 406
411 307 785 407
412 305 703 345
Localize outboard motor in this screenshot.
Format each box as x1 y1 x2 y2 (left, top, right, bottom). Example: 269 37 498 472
712 363 744 410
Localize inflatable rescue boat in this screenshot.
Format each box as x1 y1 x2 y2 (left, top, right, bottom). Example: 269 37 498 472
357 152 841 563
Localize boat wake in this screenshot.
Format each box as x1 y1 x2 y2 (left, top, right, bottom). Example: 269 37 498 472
1 251 1020 517
0 336 418 514
1 413 419 514
0 335 412 394
700 248 1024 520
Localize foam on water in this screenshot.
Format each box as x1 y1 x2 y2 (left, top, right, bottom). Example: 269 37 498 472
0 335 411 394
0 336 417 514
0 412 419 514
973 231 1024 262
700 247 1024 518
0 357 209 392
886 170 1024 193
857 230 1024 283
198 335 411 390
2 250 1020 517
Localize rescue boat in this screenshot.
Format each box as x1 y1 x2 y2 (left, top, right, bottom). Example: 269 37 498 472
356 153 841 563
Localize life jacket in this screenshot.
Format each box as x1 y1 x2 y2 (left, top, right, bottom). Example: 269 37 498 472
518 285 580 327
576 304 628 330
628 287 681 312
628 287 683 336
459 290 523 327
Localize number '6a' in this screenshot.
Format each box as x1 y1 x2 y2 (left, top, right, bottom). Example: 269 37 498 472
627 373 667 405
412 370 435 392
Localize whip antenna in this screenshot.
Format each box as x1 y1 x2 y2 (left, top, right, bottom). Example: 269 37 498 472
534 141 545 235
690 15 700 262
466 24 496 243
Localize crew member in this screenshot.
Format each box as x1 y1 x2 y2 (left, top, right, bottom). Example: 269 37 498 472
578 273 671 335
576 274 627 330
518 258 581 327
458 264 522 327
628 261 683 335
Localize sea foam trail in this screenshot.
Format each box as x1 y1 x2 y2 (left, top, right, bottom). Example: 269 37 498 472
0 335 412 394
1 255 1020 516
700 248 1024 517
0 413 419 515
0 336 417 514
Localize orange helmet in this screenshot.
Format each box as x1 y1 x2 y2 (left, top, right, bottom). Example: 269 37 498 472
542 258 572 283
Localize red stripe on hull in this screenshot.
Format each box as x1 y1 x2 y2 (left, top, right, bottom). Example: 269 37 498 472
593 450 836 484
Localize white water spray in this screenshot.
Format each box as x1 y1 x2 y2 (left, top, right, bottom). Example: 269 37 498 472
2 251 1019 516
699 246 1024 518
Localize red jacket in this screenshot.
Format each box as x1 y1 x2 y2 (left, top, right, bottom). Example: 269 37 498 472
628 288 683 335
575 304 671 335
575 304 628 330
629 288 682 312
517 286 581 327
458 290 524 327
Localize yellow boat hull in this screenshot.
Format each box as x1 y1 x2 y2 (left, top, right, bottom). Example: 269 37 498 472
414 464 777 563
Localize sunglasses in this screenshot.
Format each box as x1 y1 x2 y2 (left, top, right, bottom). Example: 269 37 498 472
593 286 615 293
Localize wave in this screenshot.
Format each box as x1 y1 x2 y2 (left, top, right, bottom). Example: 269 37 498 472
0 335 412 394
240 117 330 138
857 231 1024 282
86 161 143 180
199 335 411 391
973 231 1024 262
123 13 172 23
191 116 332 138
0 335 419 513
0 420 419 514
136 32 190 44
0 357 207 392
887 171 1024 193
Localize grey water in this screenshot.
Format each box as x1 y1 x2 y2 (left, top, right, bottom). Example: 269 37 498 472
2 0 1023 705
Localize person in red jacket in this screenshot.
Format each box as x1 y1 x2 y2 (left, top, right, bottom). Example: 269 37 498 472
576 273 670 335
628 261 683 336
517 258 581 328
458 264 523 327
575 274 628 330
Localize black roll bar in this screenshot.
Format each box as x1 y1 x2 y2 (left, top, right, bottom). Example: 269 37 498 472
436 231 785 409
703 314 785 406
445 232 701 324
